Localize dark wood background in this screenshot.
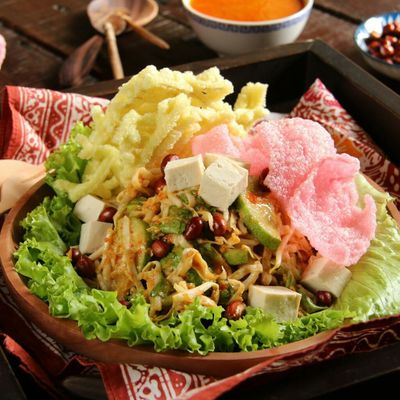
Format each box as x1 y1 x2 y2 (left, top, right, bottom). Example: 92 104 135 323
1 0 400 92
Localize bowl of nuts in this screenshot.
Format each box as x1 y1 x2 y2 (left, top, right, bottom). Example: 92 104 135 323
354 11 400 81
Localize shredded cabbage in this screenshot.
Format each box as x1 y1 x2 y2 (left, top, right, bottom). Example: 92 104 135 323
14 192 349 354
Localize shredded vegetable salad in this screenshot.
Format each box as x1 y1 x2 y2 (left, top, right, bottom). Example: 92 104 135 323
94 167 314 321
12 67 400 354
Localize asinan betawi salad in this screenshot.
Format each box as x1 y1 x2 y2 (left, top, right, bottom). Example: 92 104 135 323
15 66 400 354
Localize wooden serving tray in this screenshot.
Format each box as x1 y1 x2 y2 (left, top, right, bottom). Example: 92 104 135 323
1 40 400 379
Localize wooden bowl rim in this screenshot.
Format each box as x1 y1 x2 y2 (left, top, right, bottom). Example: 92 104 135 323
0 177 399 375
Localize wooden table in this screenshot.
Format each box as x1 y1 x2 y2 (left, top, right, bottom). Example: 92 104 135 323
0 0 400 93
1 1 400 398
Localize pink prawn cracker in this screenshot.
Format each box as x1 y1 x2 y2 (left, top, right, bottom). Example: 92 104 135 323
191 124 241 158
288 154 376 265
253 118 336 206
191 117 377 265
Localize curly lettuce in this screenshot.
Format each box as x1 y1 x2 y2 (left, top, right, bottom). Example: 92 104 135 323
45 122 90 193
14 234 348 353
20 193 81 252
13 191 349 353
332 175 400 321
15 172 398 354
45 121 121 202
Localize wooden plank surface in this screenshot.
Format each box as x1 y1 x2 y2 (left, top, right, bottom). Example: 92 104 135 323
0 0 399 91
299 9 359 59
0 0 93 55
0 0 216 83
0 24 64 88
315 0 400 22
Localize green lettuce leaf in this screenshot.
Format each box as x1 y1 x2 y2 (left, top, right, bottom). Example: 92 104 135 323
42 193 81 247
13 178 360 354
280 309 353 343
332 175 400 321
14 236 283 354
14 229 349 354
20 193 81 252
45 122 90 192
21 201 66 255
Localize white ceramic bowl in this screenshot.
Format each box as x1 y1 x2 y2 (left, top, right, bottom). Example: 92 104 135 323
354 12 400 81
182 0 313 56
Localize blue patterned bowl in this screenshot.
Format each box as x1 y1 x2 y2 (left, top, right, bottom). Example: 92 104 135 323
182 0 313 56
354 12 400 81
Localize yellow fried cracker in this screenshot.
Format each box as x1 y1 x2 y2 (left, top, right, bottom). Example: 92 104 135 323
147 130 183 169
58 66 269 201
136 94 191 168
234 82 269 130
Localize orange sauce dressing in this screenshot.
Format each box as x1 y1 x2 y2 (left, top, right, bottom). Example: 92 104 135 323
190 0 304 22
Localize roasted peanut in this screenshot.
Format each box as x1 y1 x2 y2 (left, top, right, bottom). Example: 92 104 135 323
225 300 246 320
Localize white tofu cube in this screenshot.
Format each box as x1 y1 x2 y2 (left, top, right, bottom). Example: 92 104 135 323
164 155 205 192
199 157 248 210
204 153 249 170
74 194 105 222
248 285 301 322
301 256 352 298
79 220 112 254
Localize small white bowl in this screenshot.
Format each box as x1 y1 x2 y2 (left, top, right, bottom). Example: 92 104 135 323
354 12 400 81
182 0 313 56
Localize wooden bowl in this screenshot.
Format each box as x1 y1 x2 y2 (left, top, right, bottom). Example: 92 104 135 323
0 179 399 377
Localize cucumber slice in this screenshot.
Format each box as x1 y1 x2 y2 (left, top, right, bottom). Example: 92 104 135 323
236 192 281 251
131 217 151 270
223 248 249 265
197 243 229 273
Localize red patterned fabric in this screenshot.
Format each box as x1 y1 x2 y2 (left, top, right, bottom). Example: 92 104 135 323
0 82 399 400
0 86 108 163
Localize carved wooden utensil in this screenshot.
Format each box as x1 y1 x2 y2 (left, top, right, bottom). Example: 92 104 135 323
99 14 127 80
59 0 160 86
59 35 104 87
116 10 169 49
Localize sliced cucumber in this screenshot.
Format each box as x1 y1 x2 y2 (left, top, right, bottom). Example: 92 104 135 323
130 217 151 270
197 243 228 273
236 192 281 251
160 246 183 274
223 248 249 265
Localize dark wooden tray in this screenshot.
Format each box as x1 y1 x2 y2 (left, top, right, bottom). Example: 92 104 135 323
73 39 400 167
14 39 399 397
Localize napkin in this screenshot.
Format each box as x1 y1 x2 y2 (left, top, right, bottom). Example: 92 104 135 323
0 161 45 213
0 34 5 70
0 81 399 400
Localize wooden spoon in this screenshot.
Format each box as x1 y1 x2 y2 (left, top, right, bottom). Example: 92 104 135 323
90 0 168 49
59 0 160 86
59 35 104 87
88 3 127 80
116 11 169 50
103 16 126 79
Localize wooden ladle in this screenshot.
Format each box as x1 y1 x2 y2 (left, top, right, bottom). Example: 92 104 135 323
89 9 127 79
89 0 168 49
59 0 161 86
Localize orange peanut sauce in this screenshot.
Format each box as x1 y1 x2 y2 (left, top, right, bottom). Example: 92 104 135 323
190 0 304 22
